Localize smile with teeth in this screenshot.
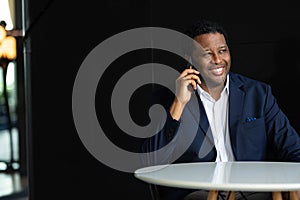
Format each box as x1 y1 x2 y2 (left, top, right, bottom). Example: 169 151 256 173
211 67 224 76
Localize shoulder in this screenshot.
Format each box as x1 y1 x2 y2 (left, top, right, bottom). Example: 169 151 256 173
229 71 271 91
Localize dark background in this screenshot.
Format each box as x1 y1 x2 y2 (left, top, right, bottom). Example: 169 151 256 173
23 0 300 199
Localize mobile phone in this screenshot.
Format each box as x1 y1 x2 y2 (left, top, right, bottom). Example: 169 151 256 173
187 57 201 87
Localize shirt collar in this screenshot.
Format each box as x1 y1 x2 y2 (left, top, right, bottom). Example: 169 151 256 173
197 74 230 97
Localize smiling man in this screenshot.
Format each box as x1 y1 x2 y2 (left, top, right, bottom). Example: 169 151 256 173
142 19 300 200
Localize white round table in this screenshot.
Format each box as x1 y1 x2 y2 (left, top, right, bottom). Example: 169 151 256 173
134 161 300 200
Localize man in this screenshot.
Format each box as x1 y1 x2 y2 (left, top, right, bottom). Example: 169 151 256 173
142 19 300 200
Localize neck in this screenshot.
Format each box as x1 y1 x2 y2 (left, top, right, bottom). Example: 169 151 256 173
200 83 225 100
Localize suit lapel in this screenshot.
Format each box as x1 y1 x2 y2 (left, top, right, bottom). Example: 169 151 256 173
184 73 245 160
186 91 215 157
228 73 245 159
186 91 209 134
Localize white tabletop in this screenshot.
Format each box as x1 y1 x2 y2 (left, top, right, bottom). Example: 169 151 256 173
134 161 300 192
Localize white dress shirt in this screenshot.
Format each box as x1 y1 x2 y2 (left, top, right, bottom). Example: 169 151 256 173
196 75 235 162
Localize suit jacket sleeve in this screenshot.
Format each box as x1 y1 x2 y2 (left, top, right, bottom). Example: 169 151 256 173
264 85 300 161
231 74 300 161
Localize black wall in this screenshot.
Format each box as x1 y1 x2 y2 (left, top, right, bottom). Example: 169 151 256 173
25 0 300 199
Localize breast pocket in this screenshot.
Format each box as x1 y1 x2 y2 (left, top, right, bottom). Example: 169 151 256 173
243 117 265 129
239 117 267 160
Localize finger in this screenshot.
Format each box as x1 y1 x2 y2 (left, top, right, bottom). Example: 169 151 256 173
187 79 197 90
179 68 200 78
184 74 201 85
176 76 195 90
185 67 200 75
182 76 198 90
190 74 201 85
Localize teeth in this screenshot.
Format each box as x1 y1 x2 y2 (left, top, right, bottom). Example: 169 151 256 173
213 68 222 72
212 67 223 75
216 68 222 73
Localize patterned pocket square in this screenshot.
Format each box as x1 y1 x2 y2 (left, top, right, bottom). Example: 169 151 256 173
245 117 256 122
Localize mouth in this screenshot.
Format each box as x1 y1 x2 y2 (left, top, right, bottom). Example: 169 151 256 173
210 66 225 76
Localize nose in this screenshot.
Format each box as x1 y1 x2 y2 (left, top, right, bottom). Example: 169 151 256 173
211 53 222 64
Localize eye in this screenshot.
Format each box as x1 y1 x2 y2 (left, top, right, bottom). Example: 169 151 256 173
203 52 212 58
219 48 228 54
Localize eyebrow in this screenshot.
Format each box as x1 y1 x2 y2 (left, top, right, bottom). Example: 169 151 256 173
220 45 228 49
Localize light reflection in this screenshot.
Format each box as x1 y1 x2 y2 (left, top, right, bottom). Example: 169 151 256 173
0 0 14 30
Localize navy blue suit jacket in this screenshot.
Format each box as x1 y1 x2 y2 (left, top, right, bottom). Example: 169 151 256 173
142 72 300 200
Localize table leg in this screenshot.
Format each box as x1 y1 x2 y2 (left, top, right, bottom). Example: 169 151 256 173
226 191 235 200
272 192 283 200
207 190 218 200
289 191 298 200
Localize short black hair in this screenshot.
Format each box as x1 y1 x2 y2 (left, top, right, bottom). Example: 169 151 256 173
182 19 229 55
184 19 228 41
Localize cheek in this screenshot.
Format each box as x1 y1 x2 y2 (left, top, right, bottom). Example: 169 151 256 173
195 64 208 74
195 59 210 69
224 54 231 63
226 57 231 68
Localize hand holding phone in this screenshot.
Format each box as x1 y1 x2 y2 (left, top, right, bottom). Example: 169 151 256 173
170 59 201 120
186 57 201 87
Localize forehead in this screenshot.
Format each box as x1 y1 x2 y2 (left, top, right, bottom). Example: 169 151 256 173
193 33 227 49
